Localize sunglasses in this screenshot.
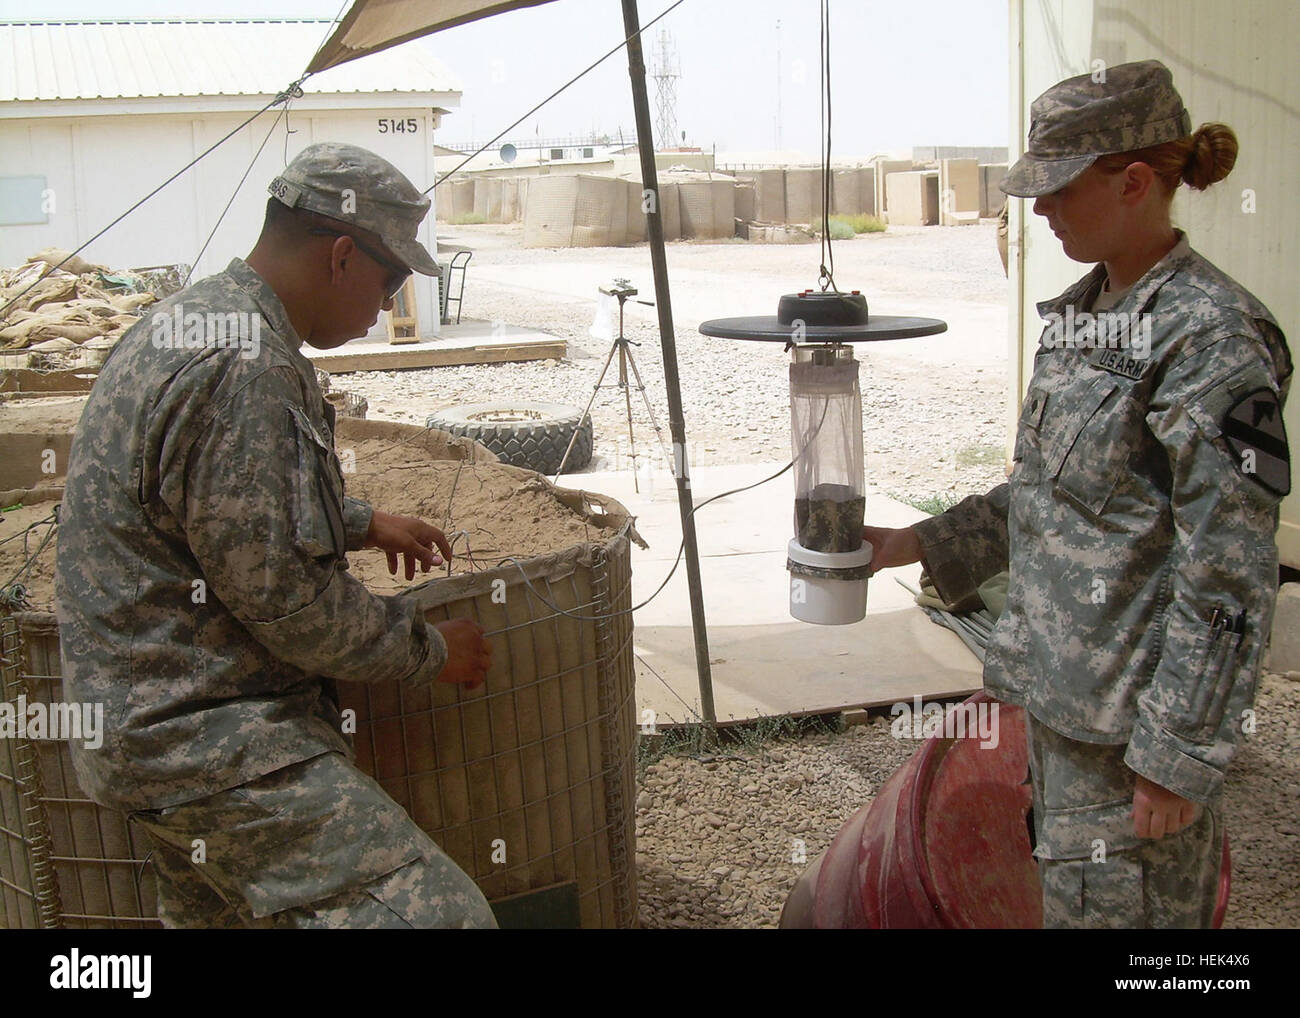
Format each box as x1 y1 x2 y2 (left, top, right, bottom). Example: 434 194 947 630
308 227 411 300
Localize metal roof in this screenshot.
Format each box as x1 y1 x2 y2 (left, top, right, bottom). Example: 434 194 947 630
0 20 462 102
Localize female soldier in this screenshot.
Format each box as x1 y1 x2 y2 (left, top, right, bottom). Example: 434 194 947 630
864 59 1291 928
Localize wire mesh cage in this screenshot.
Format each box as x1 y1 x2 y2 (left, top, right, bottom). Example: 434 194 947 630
0 429 639 925
325 389 369 420
342 537 638 928
0 613 158 928
0 525 638 929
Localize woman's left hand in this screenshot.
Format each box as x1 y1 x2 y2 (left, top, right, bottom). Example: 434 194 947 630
1132 774 1201 839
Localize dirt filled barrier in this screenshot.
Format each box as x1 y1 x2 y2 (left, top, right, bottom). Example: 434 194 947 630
0 417 640 929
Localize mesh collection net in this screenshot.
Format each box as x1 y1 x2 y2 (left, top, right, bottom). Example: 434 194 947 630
789 347 865 554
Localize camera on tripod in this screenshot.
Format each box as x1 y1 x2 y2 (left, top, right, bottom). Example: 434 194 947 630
599 279 638 300
554 279 670 489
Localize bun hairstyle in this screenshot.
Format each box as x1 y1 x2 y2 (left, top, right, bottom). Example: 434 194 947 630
1093 122 1238 192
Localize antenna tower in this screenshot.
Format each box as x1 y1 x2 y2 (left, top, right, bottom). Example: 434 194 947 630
652 27 680 150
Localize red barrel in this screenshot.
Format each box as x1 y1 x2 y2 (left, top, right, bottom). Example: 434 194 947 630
807 692 1230 928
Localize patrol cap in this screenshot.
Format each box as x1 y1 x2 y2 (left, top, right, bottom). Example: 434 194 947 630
268 142 438 275
1001 59 1193 197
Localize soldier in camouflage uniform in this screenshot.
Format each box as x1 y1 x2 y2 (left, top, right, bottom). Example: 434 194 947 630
863 61 1291 928
56 143 497 928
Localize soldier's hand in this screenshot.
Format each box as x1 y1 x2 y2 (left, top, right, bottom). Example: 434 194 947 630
364 509 453 580
1132 774 1201 839
433 618 492 690
861 525 924 571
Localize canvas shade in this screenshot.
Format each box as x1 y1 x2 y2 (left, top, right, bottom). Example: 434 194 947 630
306 0 560 73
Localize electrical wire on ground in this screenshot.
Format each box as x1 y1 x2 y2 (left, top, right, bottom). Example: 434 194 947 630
480 391 837 628
634 650 709 725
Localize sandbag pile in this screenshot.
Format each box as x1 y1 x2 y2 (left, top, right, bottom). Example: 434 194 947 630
0 248 160 370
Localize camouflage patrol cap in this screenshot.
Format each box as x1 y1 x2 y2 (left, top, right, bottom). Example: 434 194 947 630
269 142 438 275
1001 60 1193 197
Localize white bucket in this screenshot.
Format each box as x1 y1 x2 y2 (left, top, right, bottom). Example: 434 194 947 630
787 539 873 626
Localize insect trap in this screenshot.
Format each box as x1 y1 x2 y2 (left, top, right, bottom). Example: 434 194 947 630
699 0 945 624
700 291 945 625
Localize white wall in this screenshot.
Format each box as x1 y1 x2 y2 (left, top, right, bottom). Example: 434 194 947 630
1009 0 1300 566
1 103 444 340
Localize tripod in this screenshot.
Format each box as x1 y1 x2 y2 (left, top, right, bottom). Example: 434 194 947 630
555 281 672 491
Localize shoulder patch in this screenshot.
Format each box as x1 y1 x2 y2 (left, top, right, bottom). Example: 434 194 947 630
1089 347 1149 380
1222 388 1290 496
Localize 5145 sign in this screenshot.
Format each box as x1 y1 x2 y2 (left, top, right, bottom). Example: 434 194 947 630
378 118 419 134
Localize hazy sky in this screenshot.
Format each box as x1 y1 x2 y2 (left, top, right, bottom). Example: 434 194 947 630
0 0 1010 156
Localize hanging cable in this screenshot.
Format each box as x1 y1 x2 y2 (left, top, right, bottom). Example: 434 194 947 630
182 93 298 288
2 1 686 316
427 0 689 192
817 0 837 292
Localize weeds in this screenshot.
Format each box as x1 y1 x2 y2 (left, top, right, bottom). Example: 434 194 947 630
450 212 488 225
955 443 1005 468
832 213 886 234
636 712 844 776
827 218 856 240
897 492 964 515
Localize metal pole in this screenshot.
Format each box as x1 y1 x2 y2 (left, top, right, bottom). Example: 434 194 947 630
621 0 715 723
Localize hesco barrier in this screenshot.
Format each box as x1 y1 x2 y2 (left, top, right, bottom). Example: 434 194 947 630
342 529 637 929
0 612 159 927
676 179 735 239
0 461 639 929
524 175 628 248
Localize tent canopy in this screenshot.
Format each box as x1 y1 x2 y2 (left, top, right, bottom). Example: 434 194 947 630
306 0 559 73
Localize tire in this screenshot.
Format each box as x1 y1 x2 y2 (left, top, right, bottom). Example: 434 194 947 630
426 402 594 475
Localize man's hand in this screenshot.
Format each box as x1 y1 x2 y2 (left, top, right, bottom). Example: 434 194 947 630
1132 774 1201 839
433 618 492 690
363 509 453 580
861 525 924 571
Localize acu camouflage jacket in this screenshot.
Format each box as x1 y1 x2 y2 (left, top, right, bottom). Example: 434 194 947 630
56 259 448 812
913 234 1292 805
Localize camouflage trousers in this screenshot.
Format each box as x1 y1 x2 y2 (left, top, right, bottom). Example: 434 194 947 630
129 751 497 929
1025 714 1223 929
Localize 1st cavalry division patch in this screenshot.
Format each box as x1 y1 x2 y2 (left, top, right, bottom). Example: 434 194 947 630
1223 388 1291 496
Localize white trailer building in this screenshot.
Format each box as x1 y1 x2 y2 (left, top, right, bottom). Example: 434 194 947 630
0 19 461 338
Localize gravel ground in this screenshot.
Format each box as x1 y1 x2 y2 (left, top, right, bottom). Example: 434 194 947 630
338 224 1297 929
634 673 1300 929
634 718 914 928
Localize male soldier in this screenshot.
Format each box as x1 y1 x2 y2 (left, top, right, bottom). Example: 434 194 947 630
56 143 497 928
